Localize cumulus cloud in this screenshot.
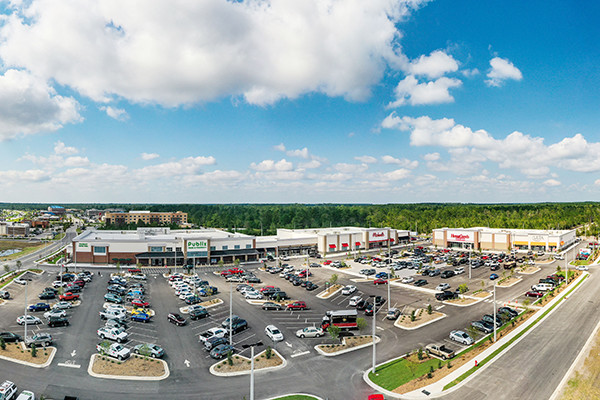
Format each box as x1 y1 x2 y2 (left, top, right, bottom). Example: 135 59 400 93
423 152 440 161
354 155 378 164
334 163 368 174
382 113 600 177
286 148 310 159
0 70 81 140
409 50 459 79
544 179 561 187
100 106 128 121
381 155 418 168
141 153 160 161
273 143 286 152
486 57 523 87
54 141 79 155
383 168 411 180
0 0 428 106
135 156 216 179
388 75 462 107
250 159 293 172
299 160 322 169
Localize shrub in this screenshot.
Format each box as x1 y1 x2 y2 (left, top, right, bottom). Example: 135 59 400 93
0 337 5 350
410 310 416 322
31 344 37 358
427 371 432 379
227 351 233 366
265 346 272 359
417 347 423 360
427 304 432 315
438 360 442 369
216 365 221 369
430 366 435 373
447 362 452 369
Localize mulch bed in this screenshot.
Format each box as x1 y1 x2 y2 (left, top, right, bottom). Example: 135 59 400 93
91 354 165 376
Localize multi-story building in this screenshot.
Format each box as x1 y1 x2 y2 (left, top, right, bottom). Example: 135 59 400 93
103 211 188 226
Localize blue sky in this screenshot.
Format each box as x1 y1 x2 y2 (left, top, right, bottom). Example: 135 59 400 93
0 0 599 203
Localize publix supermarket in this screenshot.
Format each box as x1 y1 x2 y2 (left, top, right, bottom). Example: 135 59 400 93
69 226 411 266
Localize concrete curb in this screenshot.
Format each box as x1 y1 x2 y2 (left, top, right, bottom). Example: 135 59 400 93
316 285 343 299
179 298 223 314
262 393 324 400
441 299 481 307
519 267 541 275
0 346 56 368
394 313 446 330
314 335 380 356
87 354 170 381
496 277 523 288
209 349 287 377
363 271 590 399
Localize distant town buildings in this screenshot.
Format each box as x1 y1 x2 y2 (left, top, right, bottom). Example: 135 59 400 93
48 205 65 215
103 211 188 226
0 222 30 236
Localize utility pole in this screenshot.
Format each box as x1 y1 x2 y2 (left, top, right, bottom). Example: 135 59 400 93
229 282 233 345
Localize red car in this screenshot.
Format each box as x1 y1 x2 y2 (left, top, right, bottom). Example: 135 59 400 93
368 395 385 400
525 290 544 298
323 260 332 265
131 299 150 308
128 268 142 273
286 301 309 311
259 286 275 293
297 270 312 278
373 279 388 285
59 292 80 301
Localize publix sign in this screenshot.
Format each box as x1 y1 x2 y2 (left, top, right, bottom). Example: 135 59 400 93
187 240 208 251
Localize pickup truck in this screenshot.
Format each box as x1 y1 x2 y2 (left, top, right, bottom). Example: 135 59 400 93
425 343 455 360
97 327 128 343
96 341 131 360
198 327 227 344
435 290 457 301
99 308 127 321
59 292 80 301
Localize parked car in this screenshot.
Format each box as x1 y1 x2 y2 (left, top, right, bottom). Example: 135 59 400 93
133 343 164 358
435 283 450 291
482 314 504 327
489 273 499 280
401 276 415 284
349 295 362 306
131 299 150 308
15 390 34 400
24 333 53 348
449 330 474 345
454 267 465 274
498 306 519 319
131 313 152 323
386 308 401 320
97 327 128 343
210 344 235 359
295 326 324 338
261 302 283 311
104 293 123 304
43 309 66 319
373 278 388 285
286 301 309 311
525 290 544 298
435 291 457 301
0 332 21 343
59 292 80 302
440 270 455 279
167 313 187 326
17 315 42 325
189 306 209 320
28 303 51 312
13 278 27 285
341 285 357 295
265 325 284 342
414 279 428 286
48 316 69 327
204 336 228 351
356 300 369 310
471 320 494 334
269 291 289 300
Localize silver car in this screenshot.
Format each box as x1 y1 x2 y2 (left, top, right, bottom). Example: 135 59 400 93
295 326 324 338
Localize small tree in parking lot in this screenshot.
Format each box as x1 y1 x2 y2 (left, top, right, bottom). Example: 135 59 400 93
356 317 367 332
458 284 469 294
427 304 432 315
410 310 416 322
265 346 272 359
227 350 233 366
138 343 152 357
327 325 341 342
31 344 37 358
0 337 5 351
329 274 338 286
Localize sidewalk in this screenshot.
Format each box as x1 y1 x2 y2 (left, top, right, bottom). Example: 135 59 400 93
363 271 590 399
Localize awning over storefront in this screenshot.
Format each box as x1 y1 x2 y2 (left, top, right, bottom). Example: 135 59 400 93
341 243 348 247
135 251 185 259
355 242 361 246
329 244 336 249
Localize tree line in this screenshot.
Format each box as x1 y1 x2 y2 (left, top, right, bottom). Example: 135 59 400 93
2 202 600 236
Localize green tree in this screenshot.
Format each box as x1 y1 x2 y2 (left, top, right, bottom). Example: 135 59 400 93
410 309 416 322
458 284 469 294
31 344 37 358
329 274 338 285
427 304 432 315
0 337 5 351
234 259 240 268
227 350 233 366
137 343 152 357
327 325 341 341
218 260 224 268
265 346 272 359
356 317 368 332
15 261 21 271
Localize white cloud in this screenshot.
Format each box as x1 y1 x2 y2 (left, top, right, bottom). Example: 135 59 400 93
423 152 440 161
381 155 418 168
388 75 462 107
383 168 411 180
544 179 561 187
0 1 428 106
100 106 129 121
135 156 216 179
486 57 523 87
286 148 310 159
0 169 50 182
0 70 81 140
299 160 322 169
354 155 378 164
54 141 79 155
334 163 368 174
141 153 160 161
461 68 479 77
250 159 293 172
64 156 90 167
409 50 458 79
273 143 286 152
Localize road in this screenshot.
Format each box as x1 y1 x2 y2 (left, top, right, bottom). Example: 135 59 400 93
3 227 76 270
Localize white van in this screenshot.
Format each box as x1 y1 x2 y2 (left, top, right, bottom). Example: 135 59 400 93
531 283 554 292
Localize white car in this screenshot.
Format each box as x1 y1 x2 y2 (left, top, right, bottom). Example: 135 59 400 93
198 327 227 343
16 390 35 400
131 274 147 280
449 330 474 345
106 304 127 313
349 295 362 306
436 283 450 291
554 254 564 260
13 278 27 285
576 265 589 271
283 266 294 273
17 315 42 325
97 327 128 343
341 285 357 295
53 301 73 309
52 280 67 288
295 326 324 338
245 291 263 300
454 267 465 274
265 325 284 342
401 276 415 284
44 309 67 319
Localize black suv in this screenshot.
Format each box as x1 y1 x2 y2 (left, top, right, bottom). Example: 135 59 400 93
0 332 21 343
230 319 248 334
48 316 70 327
269 291 289 300
204 336 228 351
38 292 56 300
435 291 457 301
189 307 209 320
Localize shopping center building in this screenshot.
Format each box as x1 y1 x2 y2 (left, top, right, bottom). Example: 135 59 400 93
68 226 411 266
432 227 577 252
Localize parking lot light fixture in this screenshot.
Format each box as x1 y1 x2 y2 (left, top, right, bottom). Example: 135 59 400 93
229 282 233 345
493 281 497 342
369 294 377 375
242 341 263 400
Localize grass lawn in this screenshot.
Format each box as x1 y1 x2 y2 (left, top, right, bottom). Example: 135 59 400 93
0 240 45 261
369 356 443 391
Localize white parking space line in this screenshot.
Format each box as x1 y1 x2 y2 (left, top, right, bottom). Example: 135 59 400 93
232 333 256 346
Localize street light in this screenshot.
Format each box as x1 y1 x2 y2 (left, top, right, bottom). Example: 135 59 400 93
229 281 233 345
368 294 378 374
493 280 497 342
242 341 263 400
23 280 28 341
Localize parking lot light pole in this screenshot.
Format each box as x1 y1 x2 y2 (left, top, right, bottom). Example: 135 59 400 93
24 281 28 341
242 341 263 400
369 294 377 374
493 281 497 342
387 265 391 312
229 282 233 345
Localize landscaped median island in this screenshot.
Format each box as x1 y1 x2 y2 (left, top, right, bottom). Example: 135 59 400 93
89 353 168 380
315 335 379 356
395 309 445 330
0 342 55 367
496 276 522 287
210 348 285 376
367 272 589 396
316 283 343 299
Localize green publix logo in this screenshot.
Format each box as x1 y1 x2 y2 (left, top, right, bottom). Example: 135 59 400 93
188 241 207 249
78 243 88 247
